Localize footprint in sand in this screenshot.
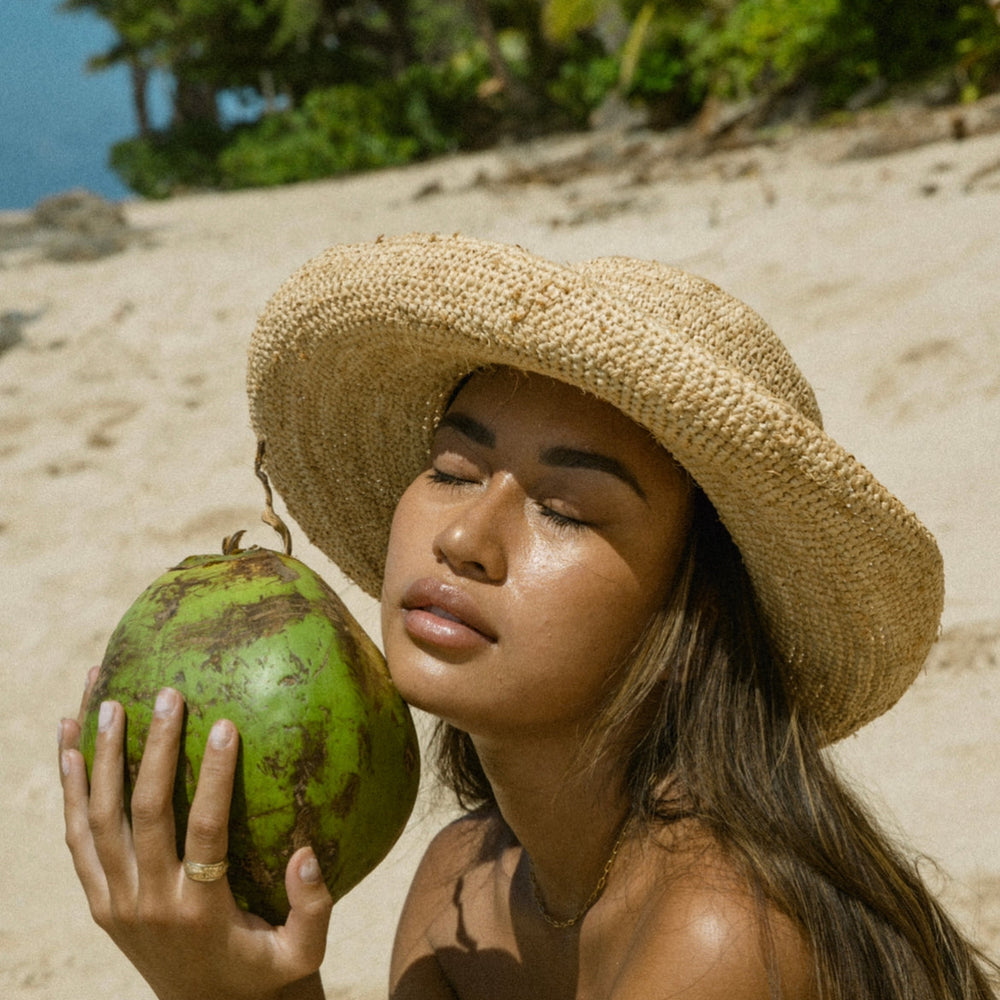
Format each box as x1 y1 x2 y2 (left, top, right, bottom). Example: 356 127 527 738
925 622 1000 673
866 336 1000 421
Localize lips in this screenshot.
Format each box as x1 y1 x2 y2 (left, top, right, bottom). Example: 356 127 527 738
401 578 497 648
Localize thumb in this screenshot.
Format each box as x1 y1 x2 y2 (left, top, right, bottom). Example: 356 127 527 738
280 847 334 970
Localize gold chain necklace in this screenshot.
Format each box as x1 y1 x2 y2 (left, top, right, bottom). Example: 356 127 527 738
528 822 630 929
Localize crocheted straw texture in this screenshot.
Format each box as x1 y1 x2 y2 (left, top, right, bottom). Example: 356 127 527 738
247 232 944 742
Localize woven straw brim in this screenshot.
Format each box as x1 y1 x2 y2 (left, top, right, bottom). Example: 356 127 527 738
247 232 944 742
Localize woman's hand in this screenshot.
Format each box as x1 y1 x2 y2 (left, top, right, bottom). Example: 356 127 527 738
59 669 333 1000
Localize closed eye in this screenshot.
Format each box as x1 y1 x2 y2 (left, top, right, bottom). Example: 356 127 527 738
431 468 588 531
538 504 588 532
427 467 477 488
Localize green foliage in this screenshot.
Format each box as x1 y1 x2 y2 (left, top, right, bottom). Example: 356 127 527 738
681 0 1000 109
217 86 421 188
541 0 602 43
618 2 655 89
108 52 499 196
409 0 478 61
109 122 226 198
396 52 499 149
955 2 1000 100
73 0 1000 199
833 0 970 81
215 53 503 189
821 0 1000 106
547 52 619 119
683 0 840 101
628 45 693 106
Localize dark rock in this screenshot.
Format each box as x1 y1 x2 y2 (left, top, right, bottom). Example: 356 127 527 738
2 311 30 356
33 188 126 231
32 189 131 261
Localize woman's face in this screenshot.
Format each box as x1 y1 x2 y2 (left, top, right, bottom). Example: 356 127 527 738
381 368 694 741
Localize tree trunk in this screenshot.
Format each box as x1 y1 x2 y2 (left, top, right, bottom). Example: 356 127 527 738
464 0 535 109
129 58 151 137
381 0 416 71
172 74 220 129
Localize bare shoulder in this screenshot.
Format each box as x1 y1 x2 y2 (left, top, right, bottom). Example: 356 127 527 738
390 809 509 998
614 832 816 1000
404 807 510 914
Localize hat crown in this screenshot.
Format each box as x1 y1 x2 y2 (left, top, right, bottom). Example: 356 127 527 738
575 257 822 427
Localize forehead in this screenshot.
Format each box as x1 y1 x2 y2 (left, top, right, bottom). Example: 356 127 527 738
442 367 677 470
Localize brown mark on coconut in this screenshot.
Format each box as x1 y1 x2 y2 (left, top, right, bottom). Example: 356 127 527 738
330 771 361 819
356 725 374 771
169 592 316 654
403 739 419 777
225 550 301 585
154 571 225 624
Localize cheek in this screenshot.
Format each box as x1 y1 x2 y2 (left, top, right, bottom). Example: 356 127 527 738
380 487 422 646
525 556 654 672
383 483 422 580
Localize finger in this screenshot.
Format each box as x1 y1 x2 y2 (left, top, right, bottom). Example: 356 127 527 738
59 714 81 754
182 718 238 875
60 726 109 907
77 664 101 724
277 847 334 975
85 700 136 892
129 688 184 881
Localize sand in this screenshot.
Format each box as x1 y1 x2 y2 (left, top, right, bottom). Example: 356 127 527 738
2 103 999 997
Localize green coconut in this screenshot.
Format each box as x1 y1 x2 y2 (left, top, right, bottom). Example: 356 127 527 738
80 541 419 924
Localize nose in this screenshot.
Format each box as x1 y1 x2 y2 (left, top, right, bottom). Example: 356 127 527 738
433 479 513 583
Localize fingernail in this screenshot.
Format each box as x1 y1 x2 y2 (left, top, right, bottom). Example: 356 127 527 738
209 719 233 749
98 701 115 732
60 750 72 776
154 688 177 717
299 853 322 884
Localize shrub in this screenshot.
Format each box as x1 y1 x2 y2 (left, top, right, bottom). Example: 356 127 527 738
216 87 415 188
683 0 840 102
109 122 226 199
681 0 1000 111
547 52 619 123
955 1 1000 100
216 55 499 190
107 0 1000 199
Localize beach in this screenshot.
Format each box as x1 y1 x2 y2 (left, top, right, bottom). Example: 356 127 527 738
2 103 999 997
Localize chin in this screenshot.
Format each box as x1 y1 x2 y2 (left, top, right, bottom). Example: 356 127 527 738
385 638 452 711
388 658 484 736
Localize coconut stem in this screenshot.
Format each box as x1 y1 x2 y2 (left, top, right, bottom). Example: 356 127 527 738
255 439 293 556
222 529 246 555
221 443 294 556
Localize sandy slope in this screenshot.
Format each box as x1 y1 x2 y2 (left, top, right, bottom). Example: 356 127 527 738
2 111 999 998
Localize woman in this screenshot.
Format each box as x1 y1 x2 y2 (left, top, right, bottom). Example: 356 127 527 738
59 233 998 999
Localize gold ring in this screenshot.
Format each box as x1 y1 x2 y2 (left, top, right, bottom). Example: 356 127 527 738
182 857 229 883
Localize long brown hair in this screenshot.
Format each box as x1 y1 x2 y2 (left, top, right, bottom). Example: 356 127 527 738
433 490 998 999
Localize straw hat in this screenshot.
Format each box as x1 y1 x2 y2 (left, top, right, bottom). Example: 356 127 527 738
247 232 944 742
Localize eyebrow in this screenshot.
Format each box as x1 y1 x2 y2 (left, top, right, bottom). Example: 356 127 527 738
436 412 647 501
437 412 496 447
540 445 647 501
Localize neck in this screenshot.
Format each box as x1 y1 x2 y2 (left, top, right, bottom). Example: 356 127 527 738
472 731 631 924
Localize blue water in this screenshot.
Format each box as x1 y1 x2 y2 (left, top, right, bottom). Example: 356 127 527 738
0 0 263 210
0 0 142 208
